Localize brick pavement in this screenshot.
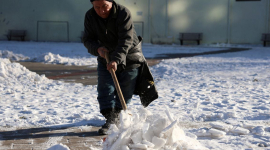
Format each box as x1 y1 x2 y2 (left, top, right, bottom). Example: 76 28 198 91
0 126 104 150
18 59 161 86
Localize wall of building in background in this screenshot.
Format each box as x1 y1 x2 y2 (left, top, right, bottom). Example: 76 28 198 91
229 0 269 44
148 0 269 44
0 0 269 44
165 0 229 44
0 0 90 42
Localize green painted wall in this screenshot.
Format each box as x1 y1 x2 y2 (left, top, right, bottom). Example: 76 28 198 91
0 0 269 44
115 0 150 42
167 0 229 44
229 0 268 44
0 0 90 42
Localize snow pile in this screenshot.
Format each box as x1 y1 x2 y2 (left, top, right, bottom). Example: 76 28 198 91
0 57 100 127
0 41 97 66
34 52 97 66
47 143 70 150
0 50 29 61
103 107 208 150
0 41 227 66
0 58 47 82
0 58 50 88
35 52 67 64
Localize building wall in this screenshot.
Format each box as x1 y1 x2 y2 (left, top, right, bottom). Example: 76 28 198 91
167 0 229 44
0 0 90 42
115 0 151 42
229 0 269 44
150 0 270 44
0 0 269 44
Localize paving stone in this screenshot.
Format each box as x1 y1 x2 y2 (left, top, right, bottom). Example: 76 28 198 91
12 143 43 149
5 149 33 150
11 139 33 144
1 139 14 146
85 140 103 148
32 138 50 144
65 142 93 150
0 145 11 150
65 136 90 143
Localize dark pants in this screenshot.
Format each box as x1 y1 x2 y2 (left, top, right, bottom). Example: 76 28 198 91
97 61 139 111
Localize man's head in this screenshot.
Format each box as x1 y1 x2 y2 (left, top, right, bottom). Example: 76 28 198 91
91 0 113 19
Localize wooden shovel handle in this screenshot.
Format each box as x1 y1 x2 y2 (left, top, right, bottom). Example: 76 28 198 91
105 52 127 111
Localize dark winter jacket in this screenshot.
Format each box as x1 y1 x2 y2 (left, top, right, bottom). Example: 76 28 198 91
83 1 144 72
83 1 158 107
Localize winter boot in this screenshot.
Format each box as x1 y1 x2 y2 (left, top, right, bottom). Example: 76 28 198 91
98 108 121 135
113 107 122 124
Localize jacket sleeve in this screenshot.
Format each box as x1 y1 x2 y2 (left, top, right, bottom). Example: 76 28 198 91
83 11 101 56
110 9 133 67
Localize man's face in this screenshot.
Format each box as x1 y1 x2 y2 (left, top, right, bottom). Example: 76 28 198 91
92 0 113 19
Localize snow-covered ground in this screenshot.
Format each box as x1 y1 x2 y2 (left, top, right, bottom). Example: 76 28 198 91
0 41 270 149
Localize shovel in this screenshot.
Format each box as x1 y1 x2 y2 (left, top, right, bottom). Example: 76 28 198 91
105 52 127 111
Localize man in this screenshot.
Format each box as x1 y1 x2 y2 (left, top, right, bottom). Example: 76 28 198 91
83 0 158 135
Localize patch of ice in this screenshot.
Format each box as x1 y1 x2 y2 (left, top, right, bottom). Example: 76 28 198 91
230 127 250 135
209 122 233 132
208 128 227 138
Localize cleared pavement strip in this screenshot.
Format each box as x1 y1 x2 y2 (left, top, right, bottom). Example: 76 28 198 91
0 126 104 149
18 48 250 85
18 59 161 85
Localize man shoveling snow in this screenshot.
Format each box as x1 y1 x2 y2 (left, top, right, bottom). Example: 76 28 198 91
83 0 158 135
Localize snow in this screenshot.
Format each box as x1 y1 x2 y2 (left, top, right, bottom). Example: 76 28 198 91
103 108 207 150
47 143 70 150
0 41 270 149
